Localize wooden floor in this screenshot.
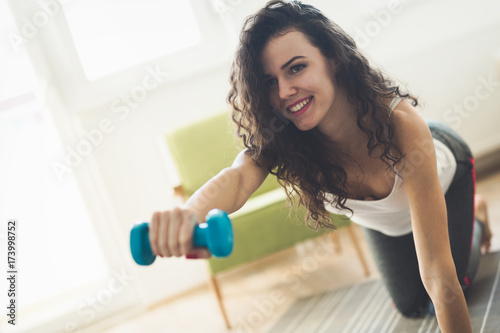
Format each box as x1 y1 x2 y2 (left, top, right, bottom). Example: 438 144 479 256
104 169 500 333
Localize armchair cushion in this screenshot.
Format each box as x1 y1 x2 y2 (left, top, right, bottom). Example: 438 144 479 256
165 112 280 198
208 188 351 275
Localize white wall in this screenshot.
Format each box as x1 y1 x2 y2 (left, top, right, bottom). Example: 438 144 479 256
358 0 500 156
20 0 500 310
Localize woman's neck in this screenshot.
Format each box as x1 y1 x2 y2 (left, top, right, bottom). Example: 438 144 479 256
316 93 370 157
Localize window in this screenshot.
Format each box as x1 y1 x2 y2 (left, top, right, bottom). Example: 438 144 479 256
63 0 202 80
0 95 109 309
1 1 111 330
0 0 37 102
1 0 236 330
24 0 233 112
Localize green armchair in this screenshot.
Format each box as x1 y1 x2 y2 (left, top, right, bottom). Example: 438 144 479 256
165 111 369 329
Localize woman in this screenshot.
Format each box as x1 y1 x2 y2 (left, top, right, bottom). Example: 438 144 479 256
148 1 492 331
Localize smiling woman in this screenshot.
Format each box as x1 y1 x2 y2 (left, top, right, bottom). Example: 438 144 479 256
220 1 493 332
228 0 418 228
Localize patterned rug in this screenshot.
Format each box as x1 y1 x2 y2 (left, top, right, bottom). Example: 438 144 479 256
268 251 500 333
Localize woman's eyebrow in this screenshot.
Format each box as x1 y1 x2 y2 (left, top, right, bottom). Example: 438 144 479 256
281 56 305 70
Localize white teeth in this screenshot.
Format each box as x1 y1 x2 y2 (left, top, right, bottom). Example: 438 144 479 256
289 97 311 112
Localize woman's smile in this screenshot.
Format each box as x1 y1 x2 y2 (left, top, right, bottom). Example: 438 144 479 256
287 95 313 116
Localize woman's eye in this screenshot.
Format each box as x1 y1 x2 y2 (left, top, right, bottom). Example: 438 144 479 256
265 79 278 87
290 64 305 74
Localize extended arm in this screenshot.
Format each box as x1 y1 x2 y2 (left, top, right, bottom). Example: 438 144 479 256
150 148 270 259
184 148 271 223
393 103 472 333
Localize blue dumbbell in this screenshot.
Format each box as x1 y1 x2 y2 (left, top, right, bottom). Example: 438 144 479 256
130 209 233 265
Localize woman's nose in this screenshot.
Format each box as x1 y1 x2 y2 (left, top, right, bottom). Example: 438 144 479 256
278 80 297 100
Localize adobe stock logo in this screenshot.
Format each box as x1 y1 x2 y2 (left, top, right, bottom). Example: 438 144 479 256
235 236 336 332
64 269 135 333
6 0 72 53
442 74 499 129
352 0 403 49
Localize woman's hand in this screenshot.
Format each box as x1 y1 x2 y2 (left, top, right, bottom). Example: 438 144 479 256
148 207 212 259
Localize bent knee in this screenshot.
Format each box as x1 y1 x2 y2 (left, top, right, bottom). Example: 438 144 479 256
394 300 430 319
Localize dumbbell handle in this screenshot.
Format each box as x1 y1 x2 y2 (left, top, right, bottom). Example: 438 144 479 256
130 209 233 266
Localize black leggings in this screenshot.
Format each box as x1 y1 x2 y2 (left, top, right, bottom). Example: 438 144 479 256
361 119 477 318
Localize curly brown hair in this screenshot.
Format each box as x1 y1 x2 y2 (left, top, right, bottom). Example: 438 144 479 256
227 0 418 230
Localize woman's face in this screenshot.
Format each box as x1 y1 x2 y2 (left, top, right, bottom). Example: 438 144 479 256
260 29 338 131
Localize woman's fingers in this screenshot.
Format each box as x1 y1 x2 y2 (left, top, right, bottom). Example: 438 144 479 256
178 209 198 255
149 207 210 259
158 211 171 258
183 209 212 259
168 208 183 257
186 248 212 259
149 211 160 257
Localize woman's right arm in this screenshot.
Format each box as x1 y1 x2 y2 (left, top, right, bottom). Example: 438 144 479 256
149 149 270 259
184 148 271 222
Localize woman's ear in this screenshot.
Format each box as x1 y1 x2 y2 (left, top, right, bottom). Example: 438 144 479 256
328 58 338 78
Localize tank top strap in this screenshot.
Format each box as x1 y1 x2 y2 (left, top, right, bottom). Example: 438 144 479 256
388 96 404 112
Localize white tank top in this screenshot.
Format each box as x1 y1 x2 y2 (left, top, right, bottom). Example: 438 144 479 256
324 97 457 236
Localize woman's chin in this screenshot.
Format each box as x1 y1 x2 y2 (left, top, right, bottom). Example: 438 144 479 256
293 118 316 131
295 123 315 132
291 109 319 131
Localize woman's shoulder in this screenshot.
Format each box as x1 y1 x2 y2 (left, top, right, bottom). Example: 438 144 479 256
390 97 426 136
389 98 436 170
390 97 419 119
378 95 423 146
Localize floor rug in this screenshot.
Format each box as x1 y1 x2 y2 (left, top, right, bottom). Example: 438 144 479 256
268 251 500 333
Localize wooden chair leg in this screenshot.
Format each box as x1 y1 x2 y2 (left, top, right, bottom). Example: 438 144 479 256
206 272 231 329
331 231 342 254
345 224 371 276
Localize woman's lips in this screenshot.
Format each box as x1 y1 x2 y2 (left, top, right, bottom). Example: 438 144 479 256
287 96 312 110
288 96 313 117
